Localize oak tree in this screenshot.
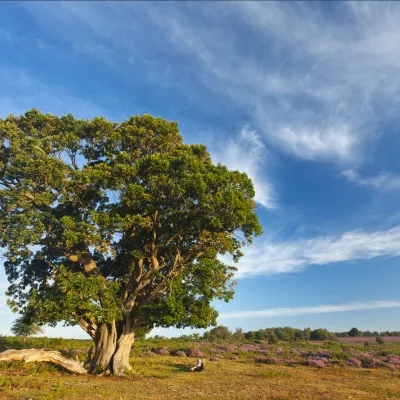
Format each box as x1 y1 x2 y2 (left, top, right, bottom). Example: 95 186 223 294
0 110 262 375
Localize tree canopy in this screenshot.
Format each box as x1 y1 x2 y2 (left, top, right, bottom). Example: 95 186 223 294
0 109 262 374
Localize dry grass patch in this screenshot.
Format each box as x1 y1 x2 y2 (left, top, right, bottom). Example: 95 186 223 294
1 357 400 399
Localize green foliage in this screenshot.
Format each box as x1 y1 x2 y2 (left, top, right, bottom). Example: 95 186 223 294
244 327 310 342
309 328 330 341
11 317 44 338
376 336 384 345
0 110 261 336
206 326 232 342
232 328 245 342
348 327 361 337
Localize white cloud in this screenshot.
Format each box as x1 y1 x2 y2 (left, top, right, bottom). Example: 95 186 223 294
209 128 275 209
219 300 400 320
233 226 400 277
343 169 400 191
18 2 400 169
151 2 400 165
277 124 357 162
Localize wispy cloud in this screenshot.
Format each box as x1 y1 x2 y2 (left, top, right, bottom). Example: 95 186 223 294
141 1 400 165
19 2 400 171
343 169 400 191
233 226 400 277
219 300 400 320
209 128 276 209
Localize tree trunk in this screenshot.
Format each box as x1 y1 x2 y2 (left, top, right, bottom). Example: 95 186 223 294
89 322 117 373
112 332 135 376
112 314 135 376
87 318 135 376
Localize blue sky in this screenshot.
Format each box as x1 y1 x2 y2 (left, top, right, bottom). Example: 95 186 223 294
1 1 400 338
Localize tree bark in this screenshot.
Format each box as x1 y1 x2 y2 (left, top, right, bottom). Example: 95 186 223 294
112 332 135 376
87 318 135 376
89 322 117 373
112 313 135 376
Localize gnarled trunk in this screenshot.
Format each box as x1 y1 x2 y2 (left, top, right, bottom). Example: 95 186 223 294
87 316 135 376
112 332 135 376
112 313 135 376
89 322 117 373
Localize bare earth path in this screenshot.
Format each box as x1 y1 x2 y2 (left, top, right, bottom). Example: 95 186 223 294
1 357 400 399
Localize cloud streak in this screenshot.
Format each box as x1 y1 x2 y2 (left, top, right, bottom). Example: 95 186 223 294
219 300 400 320
343 169 400 191
234 226 400 277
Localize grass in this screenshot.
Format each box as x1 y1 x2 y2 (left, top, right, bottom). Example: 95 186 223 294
1 337 400 399
1 357 400 399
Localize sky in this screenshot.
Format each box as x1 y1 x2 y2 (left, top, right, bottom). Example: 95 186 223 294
1 1 400 339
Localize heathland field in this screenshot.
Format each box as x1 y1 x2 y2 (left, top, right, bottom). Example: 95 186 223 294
1 336 400 399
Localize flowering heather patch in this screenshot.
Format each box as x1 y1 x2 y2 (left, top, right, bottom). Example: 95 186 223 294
240 344 260 353
369 358 383 368
303 349 333 359
384 355 400 367
187 348 206 358
153 347 170 355
338 336 400 343
358 351 374 358
307 357 327 368
347 357 362 367
215 344 236 354
132 337 400 372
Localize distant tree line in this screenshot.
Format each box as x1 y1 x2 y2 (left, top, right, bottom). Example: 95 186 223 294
151 326 400 342
335 327 400 338
202 326 334 342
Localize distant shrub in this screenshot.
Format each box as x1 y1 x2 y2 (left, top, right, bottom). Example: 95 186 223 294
153 347 169 355
347 357 362 367
187 348 205 358
268 335 279 345
232 328 245 342
348 328 361 337
307 358 327 368
384 355 400 367
175 351 187 357
206 326 232 342
376 336 384 345
310 328 330 341
209 356 220 361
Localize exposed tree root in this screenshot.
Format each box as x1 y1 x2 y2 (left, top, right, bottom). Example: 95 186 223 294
0 348 87 375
